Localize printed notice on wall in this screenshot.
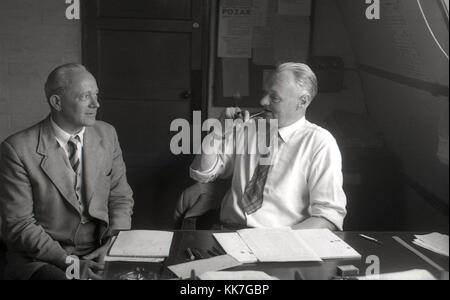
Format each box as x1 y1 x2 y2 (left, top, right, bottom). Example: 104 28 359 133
251 0 270 27
252 26 275 65
218 0 253 58
278 0 311 16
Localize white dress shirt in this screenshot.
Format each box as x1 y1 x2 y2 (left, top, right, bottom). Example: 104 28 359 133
190 117 347 230
50 118 90 222
50 118 85 165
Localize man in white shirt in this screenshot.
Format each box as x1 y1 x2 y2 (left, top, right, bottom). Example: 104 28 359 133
175 62 346 230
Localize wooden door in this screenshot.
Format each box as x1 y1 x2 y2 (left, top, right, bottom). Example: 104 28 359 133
82 0 209 229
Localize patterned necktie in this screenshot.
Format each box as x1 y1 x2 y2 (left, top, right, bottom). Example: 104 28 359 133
67 135 81 173
241 162 271 214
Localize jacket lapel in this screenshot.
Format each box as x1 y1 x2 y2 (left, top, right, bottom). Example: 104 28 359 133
83 126 104 211
37 117 80 213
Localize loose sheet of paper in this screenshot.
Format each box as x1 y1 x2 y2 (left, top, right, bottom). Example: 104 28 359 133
293 229 361 260
358 269 436 280
213 232 258 263
237 228 322 262
199 271 277 280
413 233 449 257
109 230 173 257
168 255 242 279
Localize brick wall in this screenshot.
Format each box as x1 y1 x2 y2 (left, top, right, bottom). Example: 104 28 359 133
0 0 81 142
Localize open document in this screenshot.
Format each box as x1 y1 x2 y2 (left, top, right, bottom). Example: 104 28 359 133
214 228 360 263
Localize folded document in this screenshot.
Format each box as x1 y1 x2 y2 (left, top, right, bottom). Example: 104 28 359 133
214 228 361 263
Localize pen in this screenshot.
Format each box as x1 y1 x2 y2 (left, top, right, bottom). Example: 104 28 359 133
359 234 383 245
294 271 305 280
185 248 195 261
191 248 204 259
250 111 266 119
235 111 266 120
212 246 224 256
190 269 197 280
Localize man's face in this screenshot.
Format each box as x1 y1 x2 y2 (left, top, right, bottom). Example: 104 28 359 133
260 70 306 128
57 71 100 132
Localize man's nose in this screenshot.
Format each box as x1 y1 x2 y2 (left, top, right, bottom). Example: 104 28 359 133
89 96 100 108
260 94 270 107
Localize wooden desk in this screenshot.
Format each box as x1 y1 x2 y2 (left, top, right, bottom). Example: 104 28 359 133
104 231 449 280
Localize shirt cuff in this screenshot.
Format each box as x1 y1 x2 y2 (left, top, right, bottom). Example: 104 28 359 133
190 157 221 183
310 206 346 231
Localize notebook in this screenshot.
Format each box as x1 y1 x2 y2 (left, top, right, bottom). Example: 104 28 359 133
293 229 361 260
214 228 360 263
108 230 174 258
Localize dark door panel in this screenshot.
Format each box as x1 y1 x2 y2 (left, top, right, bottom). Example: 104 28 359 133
83 0 208 229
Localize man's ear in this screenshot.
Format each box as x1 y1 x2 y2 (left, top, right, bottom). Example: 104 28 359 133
297 94 311 110
49 95 62 111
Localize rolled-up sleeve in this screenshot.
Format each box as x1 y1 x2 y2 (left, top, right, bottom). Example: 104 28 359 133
190 131 235 183
308 135 347 231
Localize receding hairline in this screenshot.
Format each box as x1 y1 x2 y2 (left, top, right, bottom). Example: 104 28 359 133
44 63 91 100
272 62 318 99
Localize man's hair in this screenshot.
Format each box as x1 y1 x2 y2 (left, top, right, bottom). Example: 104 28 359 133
275 62 318 100
44 63 88 101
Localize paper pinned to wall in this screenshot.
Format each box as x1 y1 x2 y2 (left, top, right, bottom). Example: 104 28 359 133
251 0 270 26
273 16 310 63
222 58 250 97
278 0 312 16
218 1 253 58
252 26 275 65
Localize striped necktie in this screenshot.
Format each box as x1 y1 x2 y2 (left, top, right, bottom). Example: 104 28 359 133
67 135 81 174
241 161 271 214
241 121 278 215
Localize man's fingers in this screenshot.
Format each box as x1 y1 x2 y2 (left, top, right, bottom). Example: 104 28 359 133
82 251 99 260
89 260 104 271
87 269 103 280
243 111 250 122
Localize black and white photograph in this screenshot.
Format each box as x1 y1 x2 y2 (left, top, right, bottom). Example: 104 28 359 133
0 0 448 286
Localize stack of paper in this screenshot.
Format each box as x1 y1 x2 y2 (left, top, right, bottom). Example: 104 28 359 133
214 228 360 264
413 233 449 257
107 230 174 262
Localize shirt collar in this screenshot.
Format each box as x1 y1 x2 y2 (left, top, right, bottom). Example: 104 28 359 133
50 117 85 147
278 117 306 143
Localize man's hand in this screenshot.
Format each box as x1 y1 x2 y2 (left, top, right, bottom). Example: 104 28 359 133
82 239 112 266
219 107 250 126
79 259 104 280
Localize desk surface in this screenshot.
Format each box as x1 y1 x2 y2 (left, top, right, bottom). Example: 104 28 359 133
104 231 449 280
